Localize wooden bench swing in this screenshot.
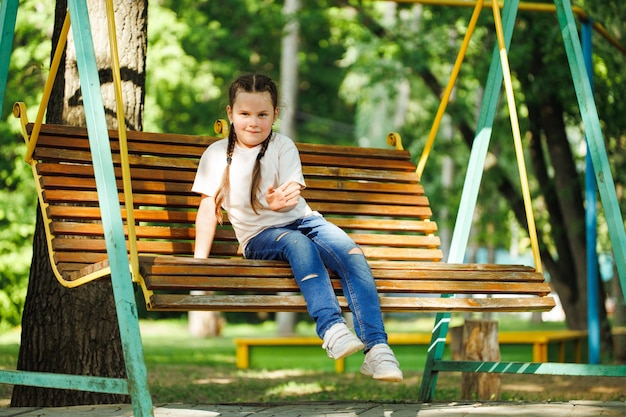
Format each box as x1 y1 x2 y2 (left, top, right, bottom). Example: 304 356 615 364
14 114 553 315
5 0 626 416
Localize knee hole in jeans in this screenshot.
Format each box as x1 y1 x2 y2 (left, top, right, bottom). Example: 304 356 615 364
276 231 292 241
301 273 318 282
348 247 364 255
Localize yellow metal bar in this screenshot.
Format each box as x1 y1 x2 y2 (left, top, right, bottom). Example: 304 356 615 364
491 1 542 272
15 103 110 288
386 132 404 150
25 12 71 163
214 118 230 137
105 0 140 281
415 0 484 180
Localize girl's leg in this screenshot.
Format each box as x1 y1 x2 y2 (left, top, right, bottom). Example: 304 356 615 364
297 215 388 351
244 223 344 338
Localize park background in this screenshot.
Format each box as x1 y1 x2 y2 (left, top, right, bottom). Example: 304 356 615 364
0 0 625 406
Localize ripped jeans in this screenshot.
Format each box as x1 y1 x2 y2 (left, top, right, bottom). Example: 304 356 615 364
244 213 388 351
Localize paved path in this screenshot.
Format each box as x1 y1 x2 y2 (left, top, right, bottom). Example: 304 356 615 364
1 401 625 416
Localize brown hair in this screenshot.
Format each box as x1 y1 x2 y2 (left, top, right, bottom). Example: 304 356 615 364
214 74 278 223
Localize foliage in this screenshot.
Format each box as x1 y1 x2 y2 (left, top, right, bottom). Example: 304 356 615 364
0 135 34 331
145 0 353 144
0 0 51 331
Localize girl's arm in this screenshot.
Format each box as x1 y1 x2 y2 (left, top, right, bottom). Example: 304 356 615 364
194 195 218 258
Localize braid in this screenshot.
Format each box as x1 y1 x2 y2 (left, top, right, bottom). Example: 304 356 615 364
249 131 273 214
213 125 237 224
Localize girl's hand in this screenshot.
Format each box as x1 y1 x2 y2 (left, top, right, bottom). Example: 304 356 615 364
266 181 302 212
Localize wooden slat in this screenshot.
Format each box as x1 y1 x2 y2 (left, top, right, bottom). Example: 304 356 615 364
138 256 543 278
52 242 239 265
308 202 432 218
47 206 198 223
40 175 194 195
43 190 200 207
302 166 417 183
300 153 415 172
305 178 425 195
148 294 556 313
52 240 439 263
49 222 440 250
303 189 430 206
47 205 438 233
37 163 198 184
143 275 551 296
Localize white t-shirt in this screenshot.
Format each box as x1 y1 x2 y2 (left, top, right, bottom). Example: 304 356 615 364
192 132 313 250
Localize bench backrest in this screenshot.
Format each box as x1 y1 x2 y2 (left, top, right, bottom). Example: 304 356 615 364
29 123 442 281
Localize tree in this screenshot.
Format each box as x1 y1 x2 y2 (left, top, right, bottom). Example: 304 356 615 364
275 0 301 336
11 0 147 406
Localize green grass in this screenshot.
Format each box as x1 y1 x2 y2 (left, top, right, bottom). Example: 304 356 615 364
0 316 624 405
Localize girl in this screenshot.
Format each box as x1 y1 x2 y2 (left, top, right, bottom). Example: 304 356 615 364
192 74 402 382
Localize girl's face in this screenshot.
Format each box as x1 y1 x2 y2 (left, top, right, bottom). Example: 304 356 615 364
227 91 278 149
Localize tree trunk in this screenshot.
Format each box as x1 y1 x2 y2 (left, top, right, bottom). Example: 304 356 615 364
451 320 501 401
188 292 223 338
12 0 147 406
279 0 300 139
12 210 128 405
275 0 301 336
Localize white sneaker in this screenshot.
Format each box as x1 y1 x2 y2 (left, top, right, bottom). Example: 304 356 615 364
360 343 403 382
322 322 364 359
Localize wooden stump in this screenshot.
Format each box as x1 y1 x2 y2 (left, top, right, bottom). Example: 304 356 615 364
450 319 501 400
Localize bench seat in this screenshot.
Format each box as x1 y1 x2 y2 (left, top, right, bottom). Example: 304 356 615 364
139 256 552 312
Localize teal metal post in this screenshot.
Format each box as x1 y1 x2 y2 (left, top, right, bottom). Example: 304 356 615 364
417 0 520 402
0 0 18 115
581 20 600 365
67 1 153 415
554 0 626 303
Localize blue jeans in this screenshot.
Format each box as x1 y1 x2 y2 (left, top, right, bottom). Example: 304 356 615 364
244 213 388 351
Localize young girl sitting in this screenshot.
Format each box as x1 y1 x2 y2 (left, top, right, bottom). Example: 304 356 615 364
192 73 402 382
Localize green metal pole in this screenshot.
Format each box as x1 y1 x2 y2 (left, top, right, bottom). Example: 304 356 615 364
554 0 626 302
435 360 626 376
418 0 520 402
0 370 128 394
0 0 18 116
67 1 153 415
